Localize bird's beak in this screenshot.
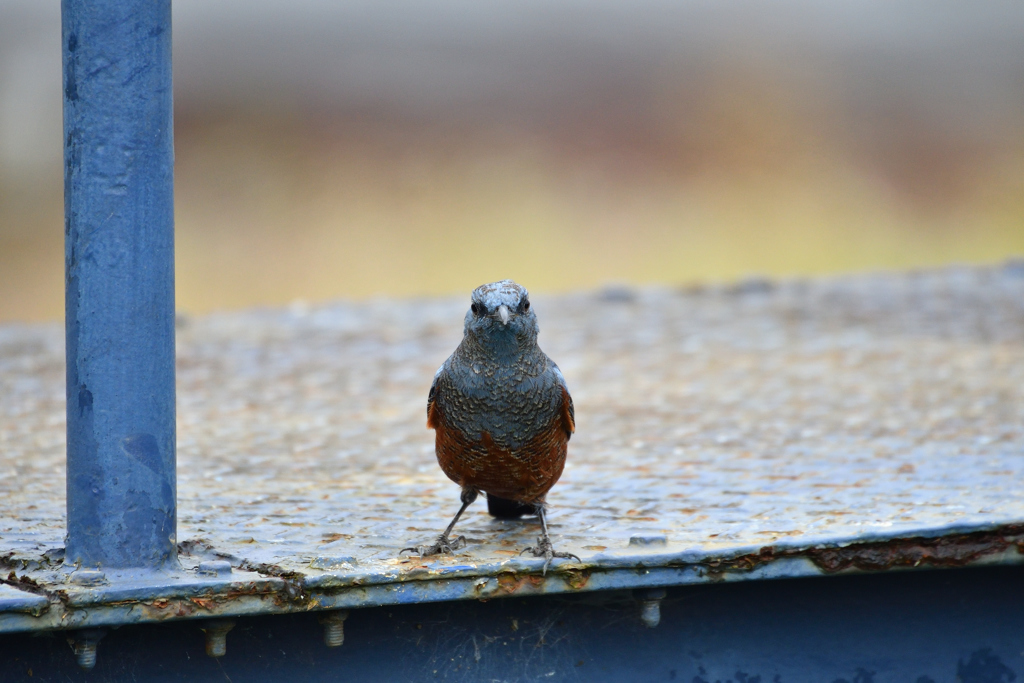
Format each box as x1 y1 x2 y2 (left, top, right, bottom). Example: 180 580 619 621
497 304 510 325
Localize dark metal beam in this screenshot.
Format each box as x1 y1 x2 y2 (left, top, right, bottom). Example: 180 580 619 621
62 0 176 570
3 566 1024 682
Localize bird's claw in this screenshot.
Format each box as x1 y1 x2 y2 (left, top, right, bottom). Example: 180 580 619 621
400 534 467 557
521 536 580 575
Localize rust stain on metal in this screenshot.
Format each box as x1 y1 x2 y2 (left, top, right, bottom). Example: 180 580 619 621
139 599 201 621
496 572 523 594
495 572 545 595
131 582 287 621
190 597 217 611
700 526 1024 577
561 569 590 590
702 546 780 575
806 528 1023 573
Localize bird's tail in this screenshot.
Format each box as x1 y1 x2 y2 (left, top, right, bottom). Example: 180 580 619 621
486 494 540 519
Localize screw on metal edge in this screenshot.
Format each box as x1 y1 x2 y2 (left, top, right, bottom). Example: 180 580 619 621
318 610 350 647
200 619 236 657
67 629 106 670
636 588 667 628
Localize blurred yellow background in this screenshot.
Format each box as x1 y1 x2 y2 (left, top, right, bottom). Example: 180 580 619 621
1 0 1022 322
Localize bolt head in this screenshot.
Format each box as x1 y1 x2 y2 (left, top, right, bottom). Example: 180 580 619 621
71 569 107 586
628 534 668 547
197 560 233 577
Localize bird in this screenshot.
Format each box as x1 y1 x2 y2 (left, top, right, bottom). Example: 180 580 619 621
401 280 579 573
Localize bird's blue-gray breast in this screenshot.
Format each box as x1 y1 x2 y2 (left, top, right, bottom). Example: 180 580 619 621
437 350 566 450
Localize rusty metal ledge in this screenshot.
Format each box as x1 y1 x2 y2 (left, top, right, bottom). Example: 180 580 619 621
2 265 1023 633
2 523 1023 633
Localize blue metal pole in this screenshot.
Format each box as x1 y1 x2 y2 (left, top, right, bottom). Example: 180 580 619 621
63 0 177 570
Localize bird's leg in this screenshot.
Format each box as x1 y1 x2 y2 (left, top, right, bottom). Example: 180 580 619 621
521 505 580 575
401 488 478 556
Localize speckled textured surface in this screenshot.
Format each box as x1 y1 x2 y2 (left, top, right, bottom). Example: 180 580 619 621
1 265 1023 627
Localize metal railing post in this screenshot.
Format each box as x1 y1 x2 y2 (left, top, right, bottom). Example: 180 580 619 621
62 0 177 570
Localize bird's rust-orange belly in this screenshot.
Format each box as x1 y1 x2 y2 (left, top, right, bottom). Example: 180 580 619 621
430 407 568 503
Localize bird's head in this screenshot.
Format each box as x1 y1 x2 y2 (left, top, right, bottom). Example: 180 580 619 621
464 280 538 352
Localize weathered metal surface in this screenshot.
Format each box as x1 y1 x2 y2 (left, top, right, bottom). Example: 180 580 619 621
1 265 1023 632
62 0 177 570
4 565 1024 682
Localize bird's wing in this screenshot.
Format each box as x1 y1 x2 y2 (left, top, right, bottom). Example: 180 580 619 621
426 362 445 428
551 364 575 439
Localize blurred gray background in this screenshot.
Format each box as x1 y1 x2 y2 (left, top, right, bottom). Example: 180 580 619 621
1 0 1022 321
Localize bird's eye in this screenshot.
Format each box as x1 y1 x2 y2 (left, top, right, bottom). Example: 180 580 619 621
471 303 482 315
522 300 530 312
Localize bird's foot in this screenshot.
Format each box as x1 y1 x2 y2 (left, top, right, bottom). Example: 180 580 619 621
521 536 580 575
400 534 467 557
